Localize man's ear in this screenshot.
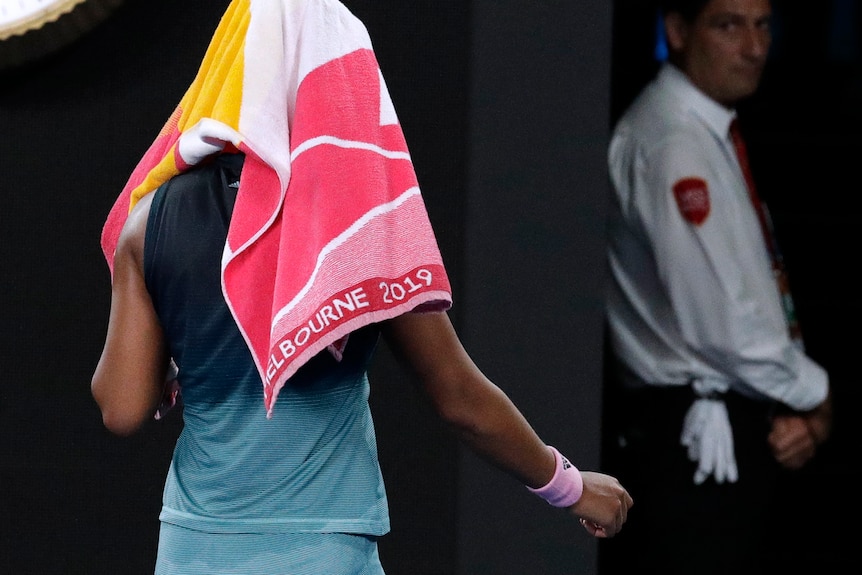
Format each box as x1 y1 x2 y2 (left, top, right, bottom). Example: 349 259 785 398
664 12 689 53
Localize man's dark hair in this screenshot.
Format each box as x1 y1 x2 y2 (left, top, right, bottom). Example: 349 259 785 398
658 0 712 22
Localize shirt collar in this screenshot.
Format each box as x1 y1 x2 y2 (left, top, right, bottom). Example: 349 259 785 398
658 62 737 139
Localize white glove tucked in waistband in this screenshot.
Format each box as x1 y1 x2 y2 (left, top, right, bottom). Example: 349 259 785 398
680 379 738 485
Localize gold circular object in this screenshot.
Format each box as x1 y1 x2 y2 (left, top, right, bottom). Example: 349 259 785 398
0 0 125 70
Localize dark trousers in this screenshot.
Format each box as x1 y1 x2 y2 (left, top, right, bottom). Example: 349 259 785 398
598 383 782 575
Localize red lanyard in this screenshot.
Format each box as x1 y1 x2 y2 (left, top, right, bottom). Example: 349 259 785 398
729 119 803 345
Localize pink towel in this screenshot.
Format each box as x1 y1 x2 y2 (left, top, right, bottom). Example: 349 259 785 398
101 0 452 417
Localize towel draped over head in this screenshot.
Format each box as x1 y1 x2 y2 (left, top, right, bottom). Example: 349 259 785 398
100 0 452 417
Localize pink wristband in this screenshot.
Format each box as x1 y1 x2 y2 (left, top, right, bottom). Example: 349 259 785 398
527 446 584 507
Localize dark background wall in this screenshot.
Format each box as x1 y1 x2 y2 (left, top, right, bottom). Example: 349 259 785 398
1 0 856 574
456 1 613 574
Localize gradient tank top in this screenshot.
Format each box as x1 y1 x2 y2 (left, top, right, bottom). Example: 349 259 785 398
144 153 389 535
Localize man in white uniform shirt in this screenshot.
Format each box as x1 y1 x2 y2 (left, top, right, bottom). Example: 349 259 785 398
599 0 833 573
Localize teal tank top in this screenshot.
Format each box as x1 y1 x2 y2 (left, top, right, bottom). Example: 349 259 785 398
144 153 389 536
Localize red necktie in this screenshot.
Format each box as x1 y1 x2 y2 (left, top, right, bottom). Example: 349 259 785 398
729 119 803 345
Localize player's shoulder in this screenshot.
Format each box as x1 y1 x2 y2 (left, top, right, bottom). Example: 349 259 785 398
116 192 156 262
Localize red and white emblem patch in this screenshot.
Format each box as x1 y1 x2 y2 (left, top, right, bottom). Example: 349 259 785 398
672 177 710 225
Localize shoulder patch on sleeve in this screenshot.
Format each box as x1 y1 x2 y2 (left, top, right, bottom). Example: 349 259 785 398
672 177 710 226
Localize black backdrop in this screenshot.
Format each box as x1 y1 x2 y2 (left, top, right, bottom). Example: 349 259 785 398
2 0 857 573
